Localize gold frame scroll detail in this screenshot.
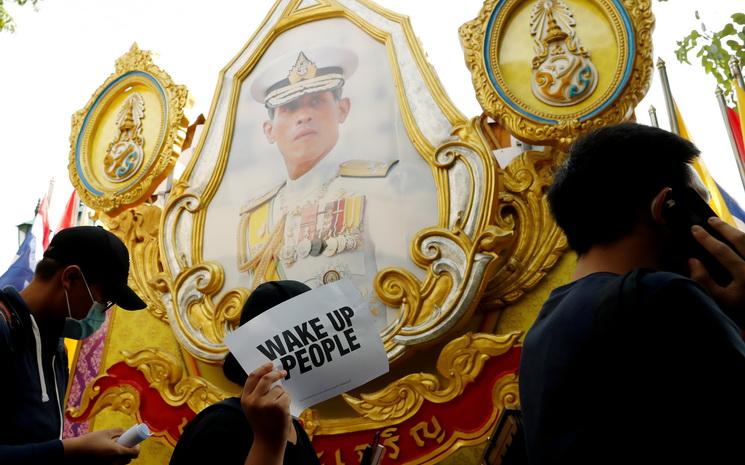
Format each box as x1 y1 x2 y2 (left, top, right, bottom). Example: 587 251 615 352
66 349 230 446
299 331 521 436
159 0 513 363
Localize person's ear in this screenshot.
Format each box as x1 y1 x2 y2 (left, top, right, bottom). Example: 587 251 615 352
337 97 351 123
651 187 672 224
263 120 275 144
60 265 82 291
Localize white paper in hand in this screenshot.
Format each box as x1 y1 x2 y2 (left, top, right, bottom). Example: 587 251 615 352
117 423 151 447
224 279 389 416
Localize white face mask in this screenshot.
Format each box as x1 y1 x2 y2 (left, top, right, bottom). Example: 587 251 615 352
62 272 108 340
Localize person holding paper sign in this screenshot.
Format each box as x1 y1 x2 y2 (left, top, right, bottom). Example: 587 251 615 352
170 281 320 465
0 226 144 464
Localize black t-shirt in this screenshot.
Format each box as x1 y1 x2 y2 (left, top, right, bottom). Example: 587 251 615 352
169 397 320 465
519 270 745 465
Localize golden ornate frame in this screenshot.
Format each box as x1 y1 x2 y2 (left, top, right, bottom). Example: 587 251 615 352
158 0 518 363
69 44 189 216
460 0 654 147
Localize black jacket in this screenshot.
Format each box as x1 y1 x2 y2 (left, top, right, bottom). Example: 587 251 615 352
520 270 745 464
0 287 68 464
169 397 321 465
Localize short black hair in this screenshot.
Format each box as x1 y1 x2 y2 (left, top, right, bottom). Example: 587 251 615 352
548 123 700 255
34 256 107 288
34 257 64 281
222 280 311 386
266 87 343 120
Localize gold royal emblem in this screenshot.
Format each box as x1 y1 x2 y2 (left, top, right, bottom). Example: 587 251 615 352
69 43 188 216
460 0 654 147
104 93 146 182
529 0 599 107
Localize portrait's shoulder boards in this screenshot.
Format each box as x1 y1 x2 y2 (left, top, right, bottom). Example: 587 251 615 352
339 159 399 178
239 181 286 215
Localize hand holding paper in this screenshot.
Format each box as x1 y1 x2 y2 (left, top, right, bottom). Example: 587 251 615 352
240 363 291 447
225 279 389 416
116 423 151 447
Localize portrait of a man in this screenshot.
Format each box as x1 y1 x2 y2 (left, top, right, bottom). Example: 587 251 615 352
237 47 401 327
201 19 438 330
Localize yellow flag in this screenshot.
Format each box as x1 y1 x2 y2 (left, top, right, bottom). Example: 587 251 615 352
673 102 736 226
64 338 79 371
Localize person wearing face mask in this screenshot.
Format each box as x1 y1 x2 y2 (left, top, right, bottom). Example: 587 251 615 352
0 225 146 464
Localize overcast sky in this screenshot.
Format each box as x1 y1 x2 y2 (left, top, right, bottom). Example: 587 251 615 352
0 0 742 267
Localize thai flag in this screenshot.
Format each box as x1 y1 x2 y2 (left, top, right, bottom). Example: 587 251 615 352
0 193 51 291
0 231 36 291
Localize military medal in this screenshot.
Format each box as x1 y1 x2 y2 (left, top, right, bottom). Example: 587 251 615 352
343 233 358 251
309 238 325 257
322 269 342 284
278 244 297 264
323 236 339 256
297 238 312 258
336 235 347 253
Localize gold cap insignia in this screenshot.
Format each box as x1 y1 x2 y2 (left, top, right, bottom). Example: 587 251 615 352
288 52 318 84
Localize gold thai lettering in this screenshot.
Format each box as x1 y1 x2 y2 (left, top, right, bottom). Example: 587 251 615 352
410 415 446 447
381 427 401 459
333 448 346 465
354 443 369 462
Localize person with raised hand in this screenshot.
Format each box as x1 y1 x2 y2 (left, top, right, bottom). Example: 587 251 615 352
169 281 320 465
519 123 745 465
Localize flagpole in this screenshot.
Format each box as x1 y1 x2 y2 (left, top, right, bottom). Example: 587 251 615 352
46 178 55 212
656 58 679 135
730 57 745 90
716 87 745 190
648 105 659 128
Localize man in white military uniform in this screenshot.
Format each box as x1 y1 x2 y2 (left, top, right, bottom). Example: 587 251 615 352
237 47 400 329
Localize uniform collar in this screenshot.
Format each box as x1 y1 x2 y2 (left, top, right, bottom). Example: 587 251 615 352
284 147 342 206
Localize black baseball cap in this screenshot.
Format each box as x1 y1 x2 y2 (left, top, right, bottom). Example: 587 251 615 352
222 280 311 385
43 226 146 310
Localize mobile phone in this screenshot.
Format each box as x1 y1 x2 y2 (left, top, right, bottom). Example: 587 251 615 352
662 187 737 286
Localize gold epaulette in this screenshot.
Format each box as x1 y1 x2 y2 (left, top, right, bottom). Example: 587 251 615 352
339 159 399 178
239 181 285 215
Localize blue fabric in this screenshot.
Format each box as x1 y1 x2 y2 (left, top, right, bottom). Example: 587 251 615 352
717 181 745 223
0 233 35 291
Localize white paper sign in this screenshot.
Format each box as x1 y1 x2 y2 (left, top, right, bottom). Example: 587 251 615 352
224 279 389 416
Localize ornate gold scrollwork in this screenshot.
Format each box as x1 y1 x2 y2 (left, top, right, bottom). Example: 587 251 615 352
482 146 568 309
67 383 141 421
376 117 514 360
342 332 521 425
164 261 249 358
493 373 520 410
121 349 230 412
67 349 230 421
98 205 170 322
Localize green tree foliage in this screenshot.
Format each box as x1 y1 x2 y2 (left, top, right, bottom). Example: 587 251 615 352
674 11 745 101
0 0 40 33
